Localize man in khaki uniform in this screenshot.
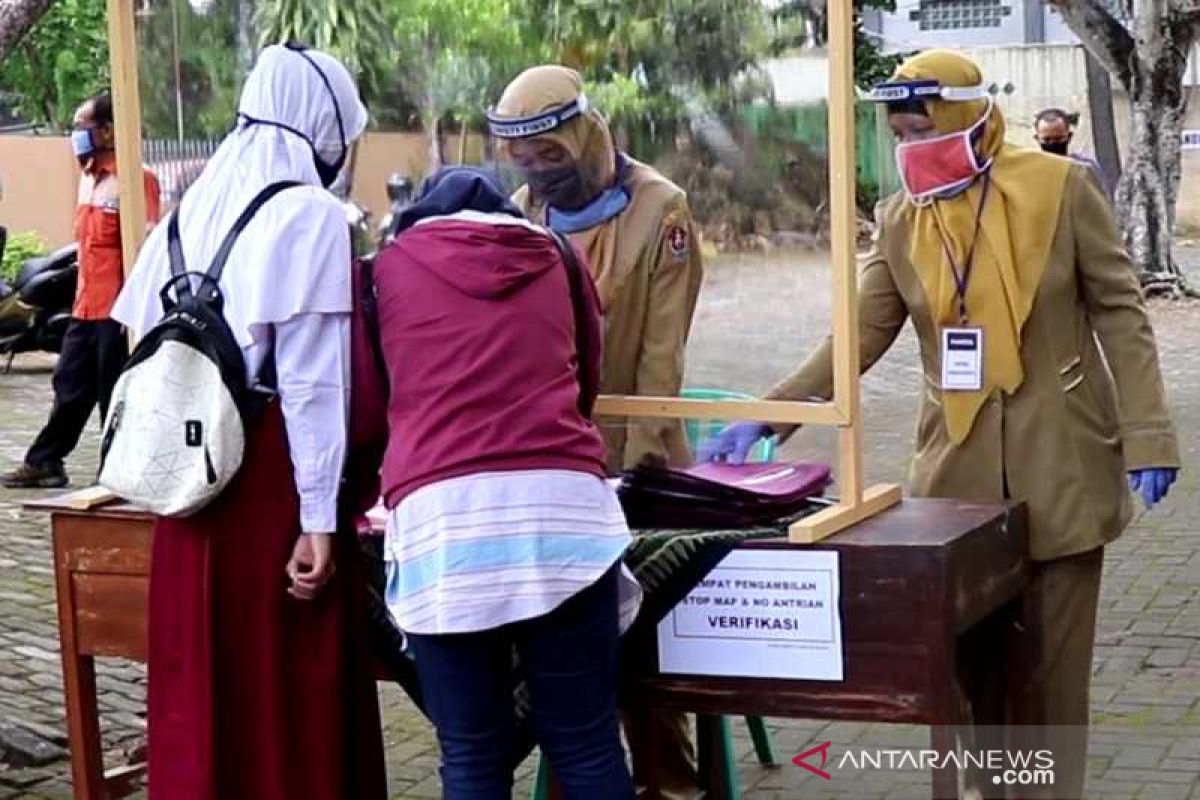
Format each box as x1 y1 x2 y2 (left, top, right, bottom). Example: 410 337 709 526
703 51 1179 799
490 66 705 799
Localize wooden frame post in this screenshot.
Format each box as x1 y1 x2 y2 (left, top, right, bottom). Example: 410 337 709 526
107 0 148 278
786 0 902 542
595 0 900 543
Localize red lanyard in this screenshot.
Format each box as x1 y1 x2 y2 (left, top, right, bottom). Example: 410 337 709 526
934 173 992 325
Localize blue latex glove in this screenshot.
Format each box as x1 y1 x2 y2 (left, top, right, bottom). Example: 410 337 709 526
697 422 773 465
1127 468 1178 509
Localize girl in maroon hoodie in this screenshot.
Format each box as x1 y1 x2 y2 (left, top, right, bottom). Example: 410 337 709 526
355 167 640 799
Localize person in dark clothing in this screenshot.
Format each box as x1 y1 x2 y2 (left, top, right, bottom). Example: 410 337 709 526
2 93 160 488
1033 107 1113 199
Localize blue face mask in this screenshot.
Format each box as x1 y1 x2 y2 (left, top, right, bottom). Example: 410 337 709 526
547 185 631 234
71 128 96 158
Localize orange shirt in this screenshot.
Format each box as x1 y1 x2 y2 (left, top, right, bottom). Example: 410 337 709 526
73 154 161 320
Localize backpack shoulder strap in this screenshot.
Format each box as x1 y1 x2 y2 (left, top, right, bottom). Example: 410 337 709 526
159 210 191 310
549 229 595 419
360 255 388 384
205 180 304 283
167 209 186 278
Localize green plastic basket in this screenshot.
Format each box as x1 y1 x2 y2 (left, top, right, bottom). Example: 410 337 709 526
682 388 777 464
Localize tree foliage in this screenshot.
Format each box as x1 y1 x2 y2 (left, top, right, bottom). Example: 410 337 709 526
0 0 108 131
853 0 905 89
136 0 247 139
393 0 544 125
255 0 395 110
769 0 905 89
518 0 769 127
0 230 47 283
0 0 54 65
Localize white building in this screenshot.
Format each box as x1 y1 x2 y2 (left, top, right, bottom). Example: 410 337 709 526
862 0 1081 52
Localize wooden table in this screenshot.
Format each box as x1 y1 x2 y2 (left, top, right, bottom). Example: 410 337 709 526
27 497 155 800
28 495 1027 800
622 498 1030 799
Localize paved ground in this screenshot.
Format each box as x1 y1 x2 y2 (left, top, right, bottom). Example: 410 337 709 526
0 245 1197 798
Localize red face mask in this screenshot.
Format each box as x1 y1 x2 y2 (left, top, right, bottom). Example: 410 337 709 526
895 102 993 203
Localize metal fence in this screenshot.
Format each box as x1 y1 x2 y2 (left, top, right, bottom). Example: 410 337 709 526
143 138 221 211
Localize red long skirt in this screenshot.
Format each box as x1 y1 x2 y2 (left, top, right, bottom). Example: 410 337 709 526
147 404 387 800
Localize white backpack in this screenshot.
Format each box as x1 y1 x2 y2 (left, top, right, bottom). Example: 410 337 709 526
98 182 298 516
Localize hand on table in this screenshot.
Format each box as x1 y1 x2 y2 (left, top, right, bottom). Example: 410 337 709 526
697 422 774 465
1127 468 1178 510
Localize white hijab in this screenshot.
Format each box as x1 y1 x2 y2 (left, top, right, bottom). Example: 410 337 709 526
114 44 369 352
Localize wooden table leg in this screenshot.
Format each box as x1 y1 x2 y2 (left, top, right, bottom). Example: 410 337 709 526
930 610 974 800
933 598 1024 800
929 725 963 800
62 651 107 799
54 525 108 800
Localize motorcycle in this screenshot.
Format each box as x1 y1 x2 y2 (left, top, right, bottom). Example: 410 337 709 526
0 226 79 372
377 172 414 249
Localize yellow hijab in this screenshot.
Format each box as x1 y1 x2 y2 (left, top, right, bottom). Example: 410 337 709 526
492 66 626 306
895 50 1071 443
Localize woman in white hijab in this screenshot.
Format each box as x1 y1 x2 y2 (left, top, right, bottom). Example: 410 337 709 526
113 44 386 800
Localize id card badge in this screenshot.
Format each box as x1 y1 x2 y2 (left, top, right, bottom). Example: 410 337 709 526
941 327 983 391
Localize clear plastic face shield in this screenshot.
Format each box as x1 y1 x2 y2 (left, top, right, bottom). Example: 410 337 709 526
867 79 994 204
484 94 590 202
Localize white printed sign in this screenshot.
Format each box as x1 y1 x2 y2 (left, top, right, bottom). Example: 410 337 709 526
657 549 844 681
1183 130 1200 150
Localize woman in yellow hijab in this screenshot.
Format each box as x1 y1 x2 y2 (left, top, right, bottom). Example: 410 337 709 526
703 50 1180 799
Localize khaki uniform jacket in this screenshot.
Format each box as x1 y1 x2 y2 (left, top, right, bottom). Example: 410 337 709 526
516 160 704 472
770 165 1179 561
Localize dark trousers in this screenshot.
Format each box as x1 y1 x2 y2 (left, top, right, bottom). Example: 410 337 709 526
26 319 127 469
407 567 635 800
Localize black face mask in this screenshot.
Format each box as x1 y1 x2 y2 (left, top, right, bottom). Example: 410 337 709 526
1039 139 1070 156
526 165 590 210
314 149 345 189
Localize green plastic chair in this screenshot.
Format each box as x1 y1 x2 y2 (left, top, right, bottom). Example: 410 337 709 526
530 389 780 800
530 713 775 800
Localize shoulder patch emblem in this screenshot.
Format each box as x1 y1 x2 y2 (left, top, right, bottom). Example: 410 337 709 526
667 225 689 257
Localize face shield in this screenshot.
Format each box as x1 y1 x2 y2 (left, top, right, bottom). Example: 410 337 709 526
868 78 994 203
485 94 595 210
867 78 991 106
486 93 590 140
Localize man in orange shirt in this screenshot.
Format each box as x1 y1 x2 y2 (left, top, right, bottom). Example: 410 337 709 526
2 93 160 488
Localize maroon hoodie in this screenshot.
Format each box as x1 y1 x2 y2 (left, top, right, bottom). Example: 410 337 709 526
363 214 607 508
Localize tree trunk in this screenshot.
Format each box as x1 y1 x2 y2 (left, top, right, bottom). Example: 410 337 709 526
428 116 445 172
421 48 444 174
1116 33 1190 293
236 0 256 74
1084 49 1121 190
0 0 54 61
1119 89 1187 292
20 38 55 128
1048 0 1198 294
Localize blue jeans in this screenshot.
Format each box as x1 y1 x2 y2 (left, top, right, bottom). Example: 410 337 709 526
407 566 635 800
